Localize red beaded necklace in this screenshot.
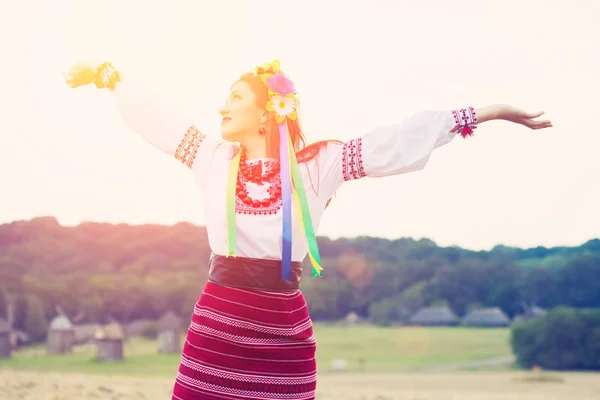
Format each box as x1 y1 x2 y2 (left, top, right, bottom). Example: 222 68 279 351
236 150 282 209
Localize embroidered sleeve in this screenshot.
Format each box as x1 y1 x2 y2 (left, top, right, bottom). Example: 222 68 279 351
113 77 228 171
316 109 471 200
341 138 366 181
174 125 207 168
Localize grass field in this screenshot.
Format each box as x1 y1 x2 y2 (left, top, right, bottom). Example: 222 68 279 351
0 325 513 377
2 325 599 399
314 325 512 371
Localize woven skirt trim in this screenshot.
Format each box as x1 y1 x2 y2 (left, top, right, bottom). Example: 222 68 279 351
171 281 317 400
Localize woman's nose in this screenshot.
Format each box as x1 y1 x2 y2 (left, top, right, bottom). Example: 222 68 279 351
219 102 230 116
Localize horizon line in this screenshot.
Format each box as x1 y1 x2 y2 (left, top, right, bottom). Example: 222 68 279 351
3 215 598 253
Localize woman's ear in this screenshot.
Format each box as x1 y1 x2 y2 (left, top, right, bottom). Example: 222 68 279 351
260 111 270 125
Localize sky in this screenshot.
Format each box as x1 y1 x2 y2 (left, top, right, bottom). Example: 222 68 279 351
1 0 598 251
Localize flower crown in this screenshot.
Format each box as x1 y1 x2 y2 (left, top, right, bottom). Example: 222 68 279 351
252 60 298 124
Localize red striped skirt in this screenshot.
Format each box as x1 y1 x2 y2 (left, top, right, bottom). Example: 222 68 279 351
171 282 317 399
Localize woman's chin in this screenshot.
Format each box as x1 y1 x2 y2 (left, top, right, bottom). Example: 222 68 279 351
221 127 247 143
220 129 236 141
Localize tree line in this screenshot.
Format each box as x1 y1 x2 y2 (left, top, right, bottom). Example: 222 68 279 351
1 217 599 342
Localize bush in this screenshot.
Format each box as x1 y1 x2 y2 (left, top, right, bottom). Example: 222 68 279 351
511 307 600 370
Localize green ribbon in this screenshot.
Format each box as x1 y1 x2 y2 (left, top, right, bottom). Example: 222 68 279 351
287 139 323 277
226 149 242 257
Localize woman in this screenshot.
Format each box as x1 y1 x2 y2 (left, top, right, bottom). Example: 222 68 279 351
64 60 551 399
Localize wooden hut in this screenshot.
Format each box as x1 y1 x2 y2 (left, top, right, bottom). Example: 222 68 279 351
462 307 511 327
95 322 125 361
409 306 459 326
157 311 182 354
47 314 75 354
0 318 11 359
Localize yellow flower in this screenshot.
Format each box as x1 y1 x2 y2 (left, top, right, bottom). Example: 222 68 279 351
254 60 280 76
264 60 280 74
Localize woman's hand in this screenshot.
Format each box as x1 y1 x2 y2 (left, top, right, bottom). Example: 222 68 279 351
497 105 553 130
63 61 101 89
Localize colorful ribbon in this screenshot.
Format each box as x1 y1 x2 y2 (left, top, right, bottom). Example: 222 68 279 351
226 149 242 258
278 123 293 280
225 122 323 280
287 137 323 277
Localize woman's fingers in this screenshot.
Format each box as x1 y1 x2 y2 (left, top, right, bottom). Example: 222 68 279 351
525 119 553 129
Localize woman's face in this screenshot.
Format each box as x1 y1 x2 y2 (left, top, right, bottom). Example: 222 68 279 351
219 80 265 142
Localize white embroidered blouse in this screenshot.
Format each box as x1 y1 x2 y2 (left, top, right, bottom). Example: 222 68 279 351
113 77 466 262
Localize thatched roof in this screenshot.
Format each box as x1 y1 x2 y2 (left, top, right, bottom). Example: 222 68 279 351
0 318 10 334
462 307 511 327
95 322 125 341
49 315 73 331
157 311 182 332
409 306 459 325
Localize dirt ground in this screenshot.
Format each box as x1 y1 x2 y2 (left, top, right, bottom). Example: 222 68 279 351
1 370 598 400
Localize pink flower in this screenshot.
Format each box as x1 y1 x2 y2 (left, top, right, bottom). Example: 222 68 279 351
266 73 295 96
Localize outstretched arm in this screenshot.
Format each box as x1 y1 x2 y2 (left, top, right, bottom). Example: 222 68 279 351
63 61 234 170
314 104 552 201
470 105 552 130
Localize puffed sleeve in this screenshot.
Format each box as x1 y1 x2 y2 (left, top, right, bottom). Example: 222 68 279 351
112 75 234 174
315 109 467 200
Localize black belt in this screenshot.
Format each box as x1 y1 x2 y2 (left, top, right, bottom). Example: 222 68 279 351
208 253 303 292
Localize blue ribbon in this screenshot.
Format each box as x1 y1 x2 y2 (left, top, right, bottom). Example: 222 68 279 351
278 122 292 280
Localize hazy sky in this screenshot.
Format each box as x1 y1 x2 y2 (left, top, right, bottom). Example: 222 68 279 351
1 0 598 251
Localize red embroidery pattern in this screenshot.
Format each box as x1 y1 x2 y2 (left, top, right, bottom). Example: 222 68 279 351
235 159 283 216
341 138 366 181
451 107 478 138
174 125 207 168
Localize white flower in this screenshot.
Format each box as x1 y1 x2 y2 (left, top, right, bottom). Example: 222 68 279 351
271 95 295 118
